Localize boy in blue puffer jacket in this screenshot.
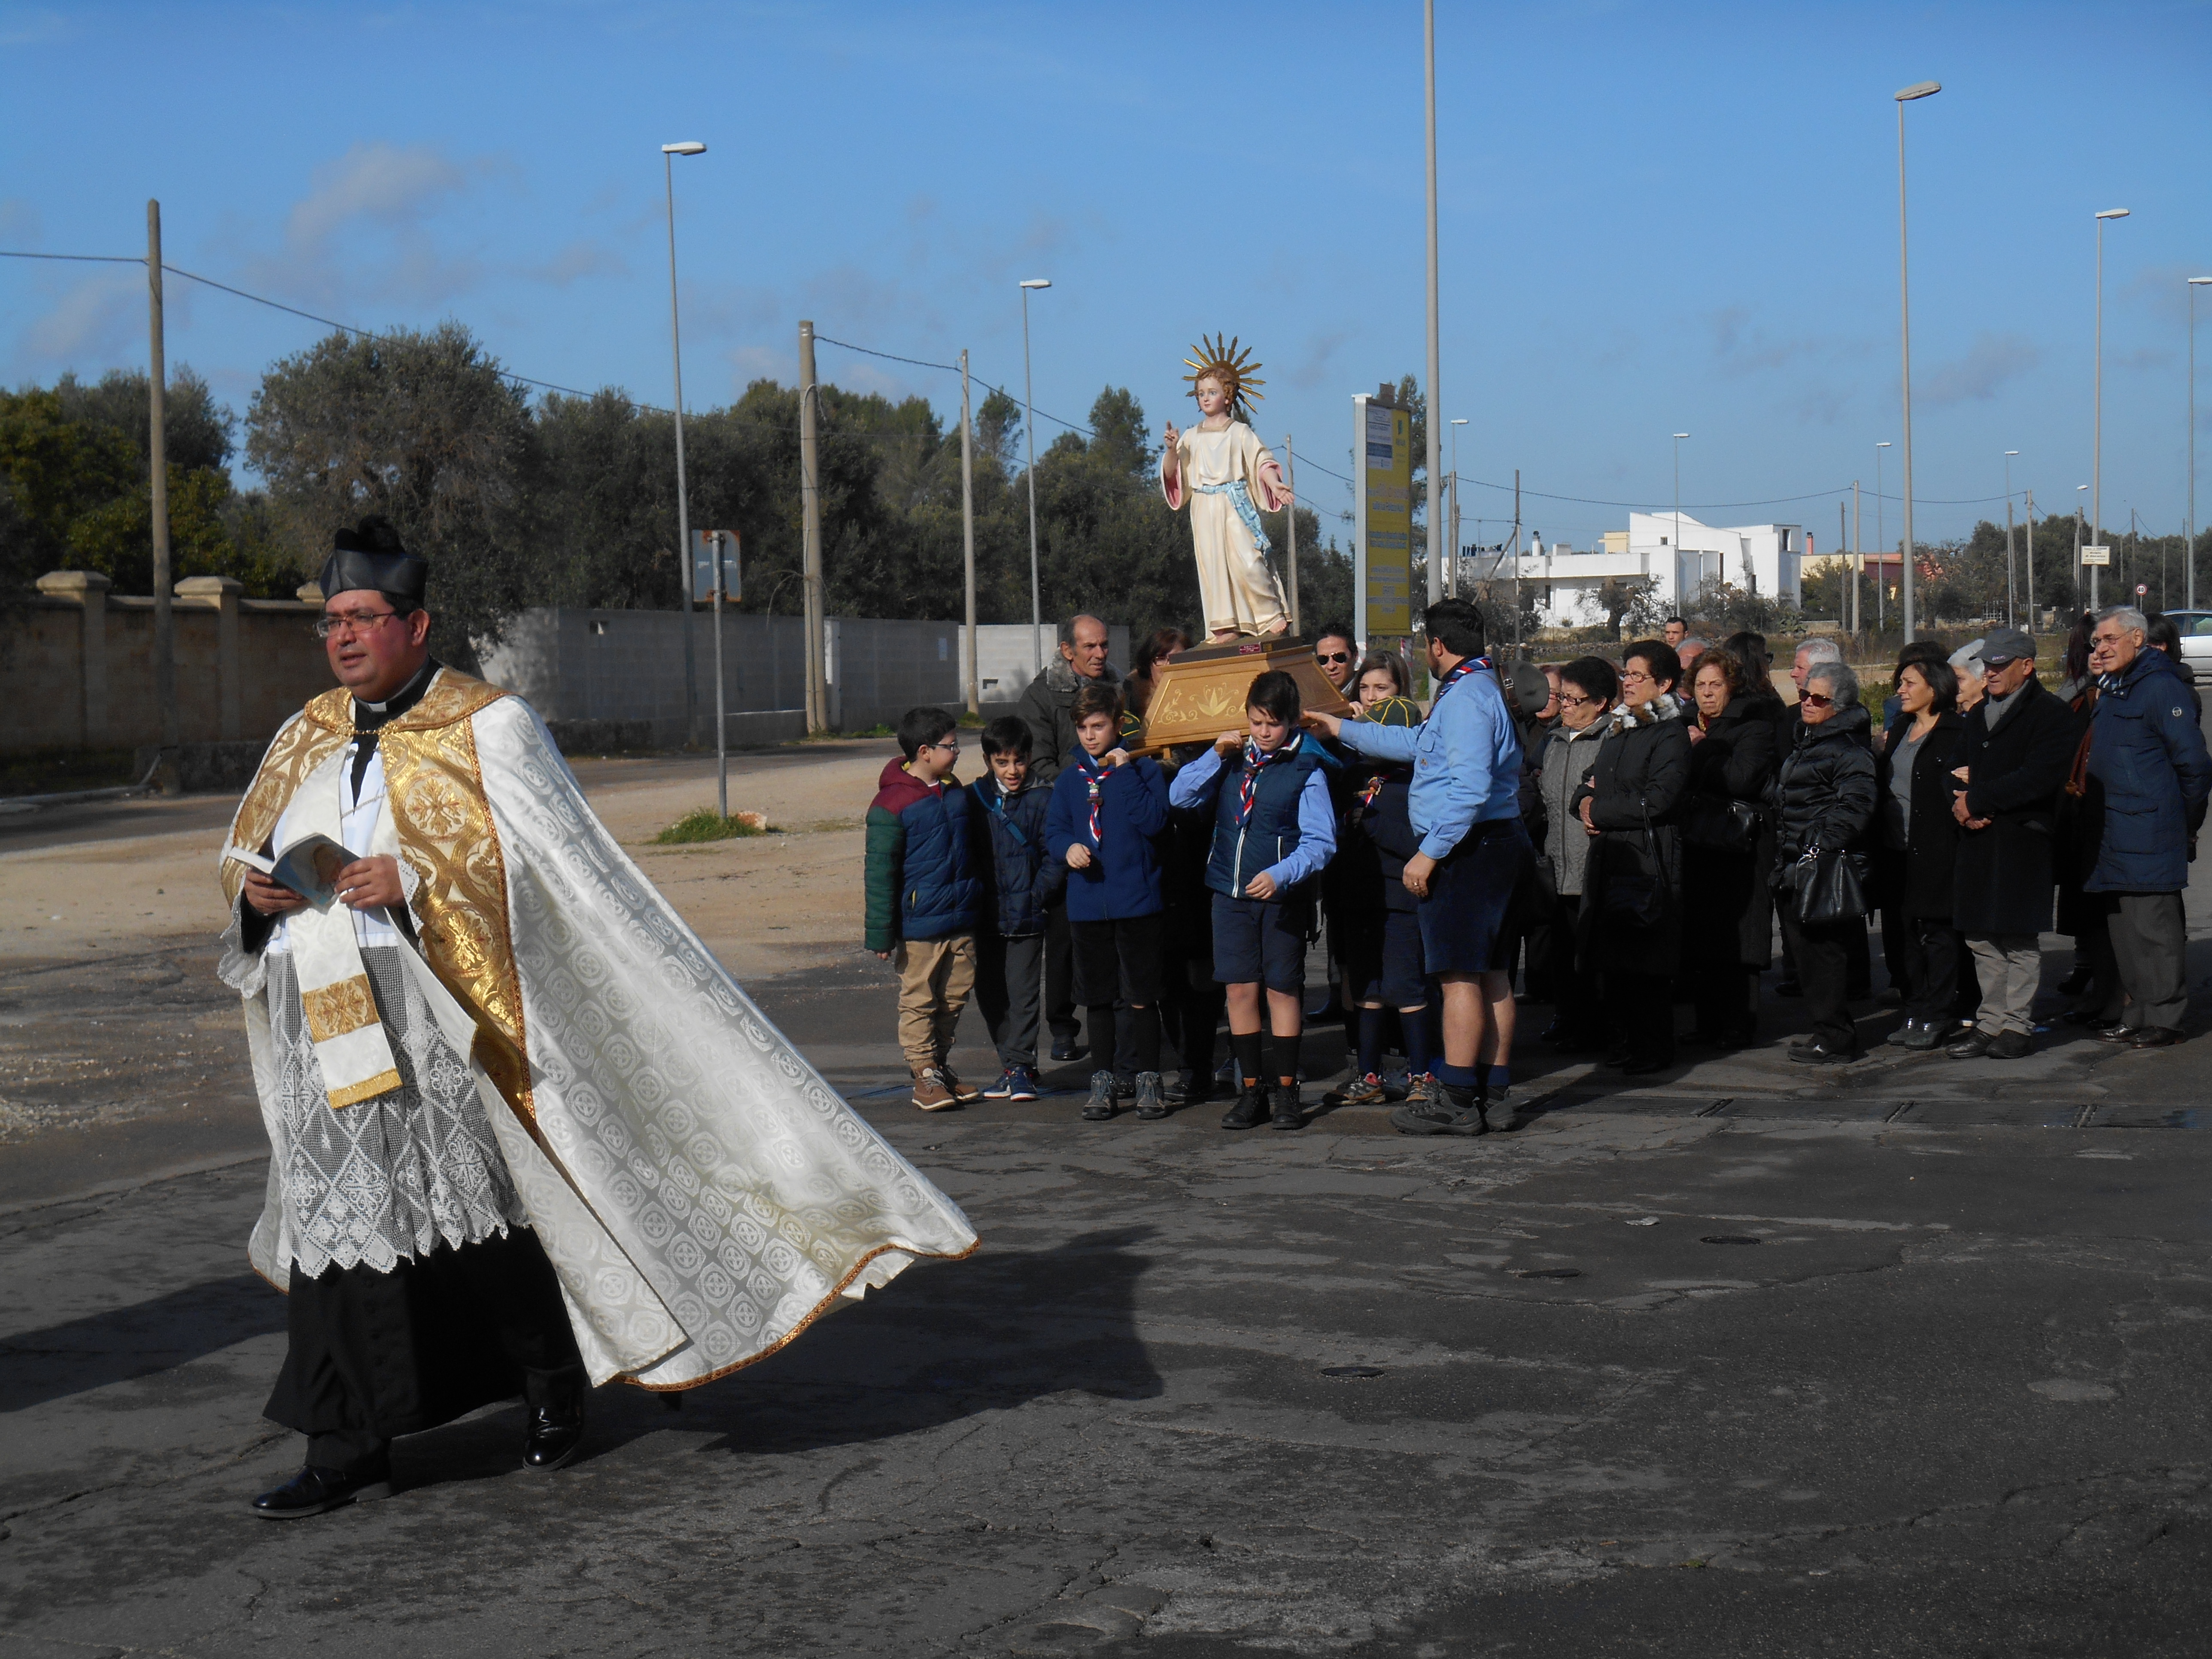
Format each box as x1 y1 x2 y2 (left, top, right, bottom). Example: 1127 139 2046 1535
970 716 1065 1102
1045 683 1171 1122
866 706 986 1111
1168 669 1338 1132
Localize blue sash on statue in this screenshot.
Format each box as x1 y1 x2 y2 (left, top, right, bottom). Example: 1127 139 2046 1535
1195 478 1273 557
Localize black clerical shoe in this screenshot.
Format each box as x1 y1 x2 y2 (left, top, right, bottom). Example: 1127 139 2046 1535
523 1404 586 1472
249 1460 392 1519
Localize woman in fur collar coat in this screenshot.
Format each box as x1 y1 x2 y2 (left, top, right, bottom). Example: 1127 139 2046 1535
1571 639 1693 1073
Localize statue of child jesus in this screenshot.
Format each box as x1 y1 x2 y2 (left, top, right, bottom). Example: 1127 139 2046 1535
1160 335 1294 643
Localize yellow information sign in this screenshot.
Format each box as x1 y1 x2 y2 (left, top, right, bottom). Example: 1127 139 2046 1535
1355 395 1412 638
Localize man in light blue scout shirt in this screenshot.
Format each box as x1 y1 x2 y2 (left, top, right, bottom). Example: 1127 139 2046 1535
1305 598 1530 1136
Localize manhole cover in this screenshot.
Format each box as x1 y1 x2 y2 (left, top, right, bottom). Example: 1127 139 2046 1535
1701 1235 1762 1246
1320 1365 1387 1379
1516 1267 1583 1279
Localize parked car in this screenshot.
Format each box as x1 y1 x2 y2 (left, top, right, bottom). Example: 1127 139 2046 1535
2161 610 2212 681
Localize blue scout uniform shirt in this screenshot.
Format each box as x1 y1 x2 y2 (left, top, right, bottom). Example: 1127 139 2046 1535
1330 660 1522 860
1167 734 1339 893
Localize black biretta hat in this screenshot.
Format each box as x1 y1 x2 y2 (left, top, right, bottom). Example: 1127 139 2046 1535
319 515 428 607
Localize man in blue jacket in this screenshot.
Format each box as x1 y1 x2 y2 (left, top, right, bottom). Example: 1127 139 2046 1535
2083 606 2212 1047
1304 598 1529 1136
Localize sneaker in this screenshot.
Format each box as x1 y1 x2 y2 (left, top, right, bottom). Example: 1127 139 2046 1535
1081 1070 1116 1121
981 1068 1022 1099
912 1068 958 1111
1391 1085 1488 1137
1269 1082 1304 1131
939 1065 982 1103
1132 1071 1169 1120
1322 1072 1391 1108
1220 1085 1269 1130
1005 1065 1039 1102
1402 1073 1441 1109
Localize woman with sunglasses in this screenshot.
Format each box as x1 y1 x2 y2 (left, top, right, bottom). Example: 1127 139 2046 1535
1769 661 1878 1063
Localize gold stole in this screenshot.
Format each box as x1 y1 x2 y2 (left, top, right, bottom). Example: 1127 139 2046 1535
226 669 536 1128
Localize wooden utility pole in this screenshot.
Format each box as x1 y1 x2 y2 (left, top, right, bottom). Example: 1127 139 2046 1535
799 321 825 732
960 349 978 715
147 200 178 753
1840 501 1850 634
1851 480 1861 635
1283 434 1300 636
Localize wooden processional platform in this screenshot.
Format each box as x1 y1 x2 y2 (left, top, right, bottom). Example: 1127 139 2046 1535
1127 635 1353 755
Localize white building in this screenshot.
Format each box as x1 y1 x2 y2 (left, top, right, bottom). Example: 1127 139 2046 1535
1494 512 1805 629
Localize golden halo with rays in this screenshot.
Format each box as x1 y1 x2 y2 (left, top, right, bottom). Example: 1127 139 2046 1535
1182 334 1265 412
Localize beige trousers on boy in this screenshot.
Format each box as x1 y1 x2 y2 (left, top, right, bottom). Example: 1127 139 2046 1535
895 935 976 1073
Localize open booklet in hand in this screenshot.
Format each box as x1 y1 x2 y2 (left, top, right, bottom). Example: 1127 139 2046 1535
224 832 360 909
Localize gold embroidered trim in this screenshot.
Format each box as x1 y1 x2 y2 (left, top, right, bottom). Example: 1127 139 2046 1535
378 691 533 1129
220 711 350 906
327 1068 403 1110
301 974 380 1042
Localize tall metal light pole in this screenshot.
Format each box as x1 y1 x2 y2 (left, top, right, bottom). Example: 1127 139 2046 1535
960 348 978 715
1449 417 1468 599
2023 487 2036 624
1875 441 1892 632
2075 483 2089 613
2093 207 2130 612
146 198 177 756
2190 276 2210 610
1894 80 1940 642
1672 432 1690 606
2004 450 2019 628
1422 0 1443 608
661 141 706 747
1019 278 1051 676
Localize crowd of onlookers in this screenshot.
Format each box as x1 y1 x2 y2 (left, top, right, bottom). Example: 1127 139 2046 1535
862 598 2212 1133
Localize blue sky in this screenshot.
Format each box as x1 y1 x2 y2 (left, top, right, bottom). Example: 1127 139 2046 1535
3 0 2208 554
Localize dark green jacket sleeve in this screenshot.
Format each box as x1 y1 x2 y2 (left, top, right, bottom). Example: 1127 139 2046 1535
864 804 905 953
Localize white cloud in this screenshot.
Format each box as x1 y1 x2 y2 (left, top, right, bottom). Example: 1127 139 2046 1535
1921 333 2039 407
286 142 469 250
0 198 40 241
21 271 143 365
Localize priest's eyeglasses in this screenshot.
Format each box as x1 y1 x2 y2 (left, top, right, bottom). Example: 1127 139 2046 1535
314 609 402 640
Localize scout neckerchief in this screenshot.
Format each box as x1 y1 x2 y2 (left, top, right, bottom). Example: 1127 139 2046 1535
1428 653 1490 711
1236 731 1300 824
1074 749 1112 844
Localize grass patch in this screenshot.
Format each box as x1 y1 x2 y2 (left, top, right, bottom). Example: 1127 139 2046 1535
653 808 775 844
801 723 896 742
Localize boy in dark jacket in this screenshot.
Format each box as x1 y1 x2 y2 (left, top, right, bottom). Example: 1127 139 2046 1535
970 717 1064 1101
866 706 986 1111
1169 670 1339 1132
1045 684 1172 1122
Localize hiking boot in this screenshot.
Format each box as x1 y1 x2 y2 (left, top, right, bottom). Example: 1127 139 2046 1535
1220 1085 1269 1130
1391 1084 1487 1137
1269 1082 1304 1131
1080 1070 1117 1121
1113 1073 1137 1101
1322 1072 1390 1108
912 1068 958 1111
1132 1072 1169 1120
1402 1073 1441 1109
939 1065 982 1103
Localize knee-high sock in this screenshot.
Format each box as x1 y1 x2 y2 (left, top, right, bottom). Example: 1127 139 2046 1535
1403 1006 1433 1079
1230 1030 1263 1088
1266 1028 1300 1085
1356 1006 1386 1078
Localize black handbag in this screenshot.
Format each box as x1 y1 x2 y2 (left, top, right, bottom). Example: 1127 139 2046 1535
1600 805 1672 931
1792 846 1870 927
1682 792 1761 854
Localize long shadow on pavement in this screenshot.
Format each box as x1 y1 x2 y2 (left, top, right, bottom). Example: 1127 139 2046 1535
0 1271 285 1414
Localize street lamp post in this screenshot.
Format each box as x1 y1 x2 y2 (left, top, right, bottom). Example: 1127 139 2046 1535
661 140 707 748
1449 417 1468 599
2093 207 2130 613
1672 432 1690 610
2004 450 2020 628
1875 441 1892 633
2075 484 2089 612
1422 0 1443 608
1895 80 1940 642
1019 278 1051 677
2190 277 2211 610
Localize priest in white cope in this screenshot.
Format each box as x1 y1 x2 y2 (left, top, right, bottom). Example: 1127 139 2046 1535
222 518 977 1519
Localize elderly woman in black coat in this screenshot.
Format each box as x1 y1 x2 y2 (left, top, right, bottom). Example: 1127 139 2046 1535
1771 659 1879 1063
1680 646 1780 1047
1572 639 1693 1074
1873 657 1969 1048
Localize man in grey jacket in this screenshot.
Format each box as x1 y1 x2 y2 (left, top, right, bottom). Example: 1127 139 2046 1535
1014 614 1121 1060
